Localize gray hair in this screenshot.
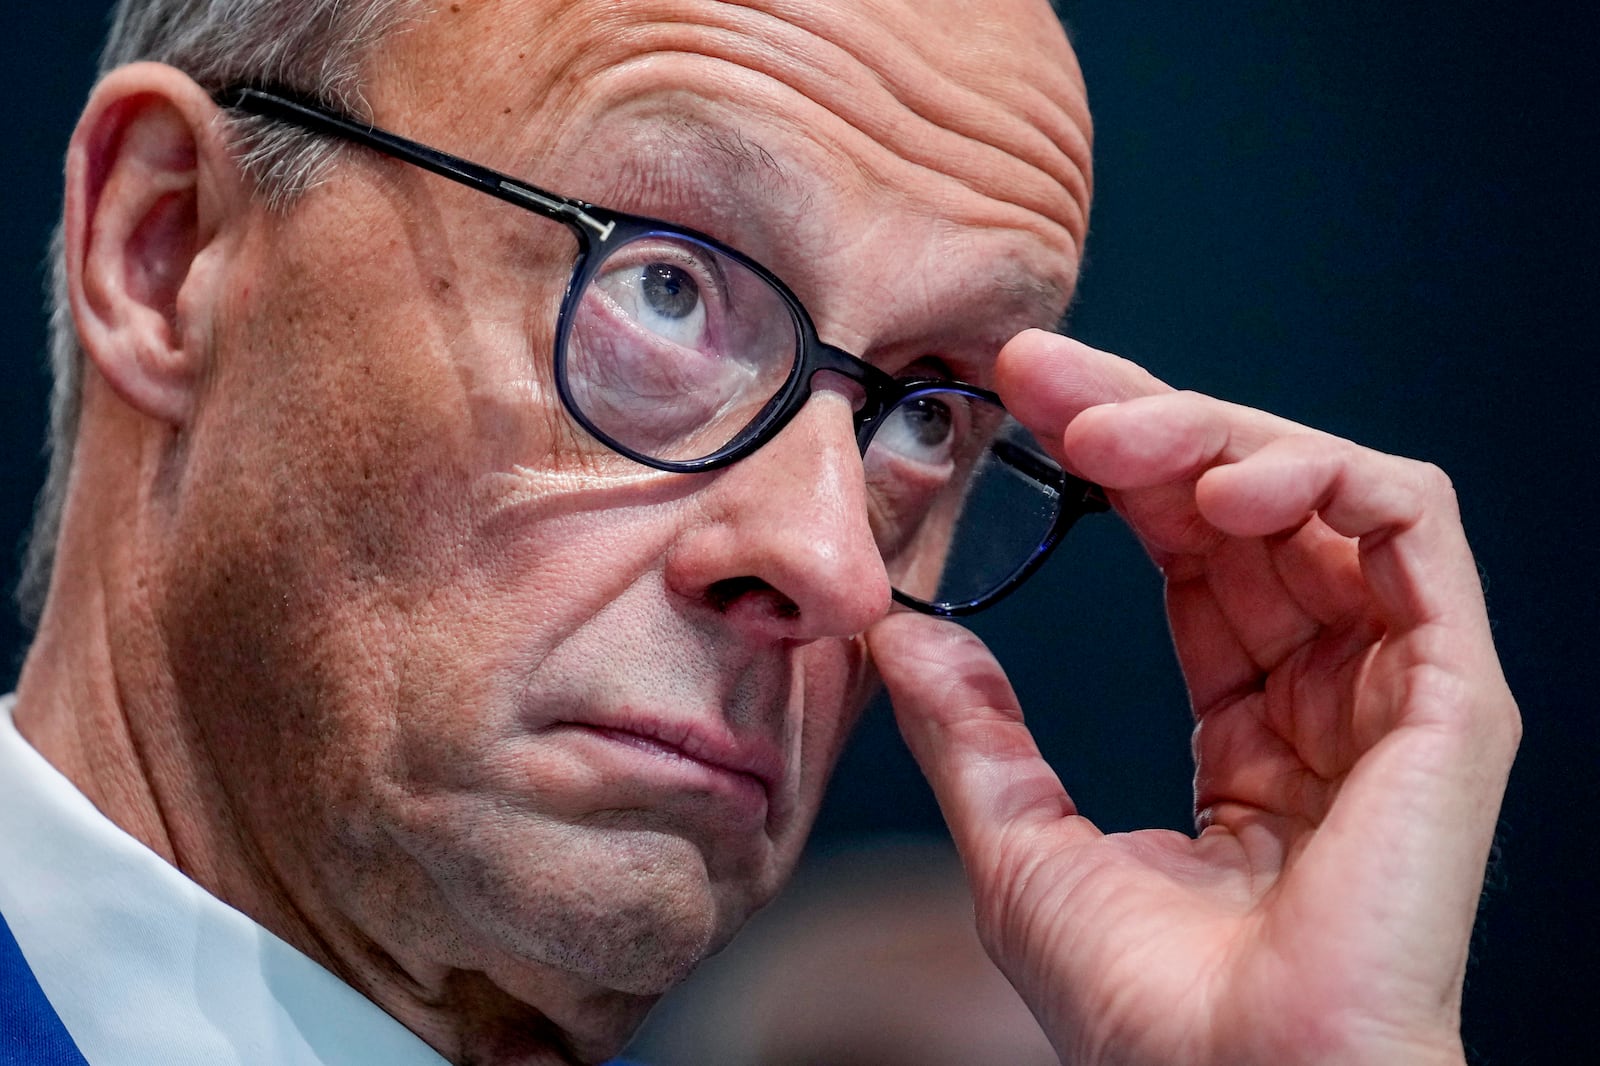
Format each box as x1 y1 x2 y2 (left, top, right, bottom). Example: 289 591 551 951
19 0 428 625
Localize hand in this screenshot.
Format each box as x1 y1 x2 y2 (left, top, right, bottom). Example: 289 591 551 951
867 330 1519 1066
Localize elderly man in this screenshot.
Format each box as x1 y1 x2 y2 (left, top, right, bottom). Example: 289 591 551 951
0 0 1518 1063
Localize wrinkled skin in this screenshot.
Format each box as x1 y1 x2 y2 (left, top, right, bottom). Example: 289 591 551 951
19 0 1517 1063
27 0 1088 1061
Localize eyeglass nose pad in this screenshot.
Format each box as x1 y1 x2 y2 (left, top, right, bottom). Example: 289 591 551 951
807 368 869 413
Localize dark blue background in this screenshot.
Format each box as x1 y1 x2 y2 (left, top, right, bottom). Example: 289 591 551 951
4 3 1595 1063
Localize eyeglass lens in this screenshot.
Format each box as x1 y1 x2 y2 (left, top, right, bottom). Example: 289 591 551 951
562 229 1069 612
565 230 797 463
865 405 1064 610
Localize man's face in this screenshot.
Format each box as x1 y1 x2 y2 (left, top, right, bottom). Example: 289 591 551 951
157 0 1089 1035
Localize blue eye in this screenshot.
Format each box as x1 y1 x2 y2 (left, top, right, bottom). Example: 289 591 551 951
876 394 960 467
640 263 700 321
594 247 715 349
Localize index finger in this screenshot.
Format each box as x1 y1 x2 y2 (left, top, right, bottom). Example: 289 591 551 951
995 329 1173 442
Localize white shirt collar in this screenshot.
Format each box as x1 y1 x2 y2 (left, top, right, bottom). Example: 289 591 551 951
0 695 448 1066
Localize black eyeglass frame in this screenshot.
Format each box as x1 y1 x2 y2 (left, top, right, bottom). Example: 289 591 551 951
213 86 1107 615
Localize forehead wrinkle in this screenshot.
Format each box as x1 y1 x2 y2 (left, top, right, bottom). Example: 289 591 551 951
377 2 1085 341
533 6 1088 247
716 0 1093 237
597 47 1085 254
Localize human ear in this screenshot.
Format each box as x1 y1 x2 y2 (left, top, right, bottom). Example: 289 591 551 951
65 62 243 427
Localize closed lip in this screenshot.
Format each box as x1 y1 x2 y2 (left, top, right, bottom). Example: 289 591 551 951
553 709 784 800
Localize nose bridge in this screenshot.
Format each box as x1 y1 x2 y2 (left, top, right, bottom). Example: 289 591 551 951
802 338 896 439
806 338 873 386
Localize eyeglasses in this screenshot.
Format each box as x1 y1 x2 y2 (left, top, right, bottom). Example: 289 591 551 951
215 86 1106 616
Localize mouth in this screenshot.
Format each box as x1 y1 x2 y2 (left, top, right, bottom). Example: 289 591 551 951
549 711 784 817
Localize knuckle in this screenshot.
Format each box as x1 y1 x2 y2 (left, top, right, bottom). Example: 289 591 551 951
1409 459 1457 500
1414 461 1465 528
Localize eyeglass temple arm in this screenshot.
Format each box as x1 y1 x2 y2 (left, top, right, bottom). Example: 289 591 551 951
990 439 1109 513
211 86 616 244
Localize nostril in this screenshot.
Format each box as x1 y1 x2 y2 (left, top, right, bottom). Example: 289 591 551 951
705 576 801 621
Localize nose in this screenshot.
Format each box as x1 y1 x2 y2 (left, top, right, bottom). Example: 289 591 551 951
664 389 893 643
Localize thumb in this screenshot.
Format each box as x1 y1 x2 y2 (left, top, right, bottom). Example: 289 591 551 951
867 613 1098 861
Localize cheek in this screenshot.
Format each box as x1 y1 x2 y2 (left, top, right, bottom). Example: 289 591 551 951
156 227 569 841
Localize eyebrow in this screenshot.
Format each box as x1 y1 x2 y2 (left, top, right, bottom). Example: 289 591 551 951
999 271 1077 333
678 119 788 184
593 114 805 215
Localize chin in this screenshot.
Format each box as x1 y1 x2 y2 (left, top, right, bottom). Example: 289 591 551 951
408 816 775 997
